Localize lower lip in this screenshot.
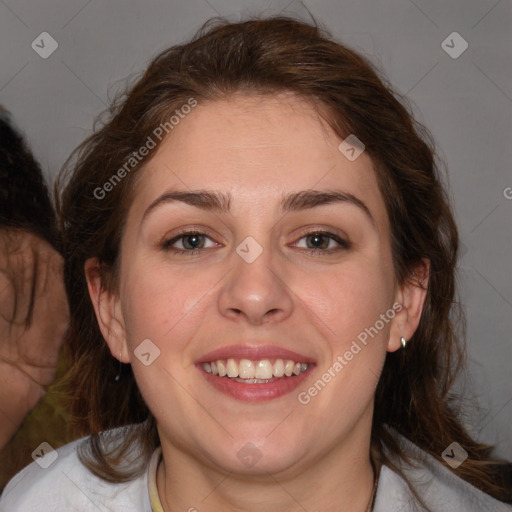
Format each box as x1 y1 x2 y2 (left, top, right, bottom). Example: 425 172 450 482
198 366 314 402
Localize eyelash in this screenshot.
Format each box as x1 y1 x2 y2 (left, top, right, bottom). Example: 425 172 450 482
161 229 350 257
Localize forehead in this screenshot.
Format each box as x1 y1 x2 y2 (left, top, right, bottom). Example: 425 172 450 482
129 93 388 232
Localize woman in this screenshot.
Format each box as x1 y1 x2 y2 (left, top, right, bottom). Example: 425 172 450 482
1 16 510 512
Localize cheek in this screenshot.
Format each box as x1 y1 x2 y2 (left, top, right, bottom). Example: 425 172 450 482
120 261 194 347
120 259 222 363
295 262 393 417
301 258 395 346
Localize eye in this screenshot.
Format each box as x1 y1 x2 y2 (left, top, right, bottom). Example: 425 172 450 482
293 230 350 254
161 229 350 257
161 231 217 255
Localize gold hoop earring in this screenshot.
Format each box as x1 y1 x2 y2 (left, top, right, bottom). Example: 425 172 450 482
400 337 407 349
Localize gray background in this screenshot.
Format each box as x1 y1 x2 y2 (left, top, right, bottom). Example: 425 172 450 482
1 0 511 459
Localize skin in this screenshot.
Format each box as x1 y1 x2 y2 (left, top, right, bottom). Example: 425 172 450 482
86 92 429 511
0 229 68 449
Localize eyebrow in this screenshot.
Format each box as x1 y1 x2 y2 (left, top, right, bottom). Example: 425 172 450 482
141 189 375 227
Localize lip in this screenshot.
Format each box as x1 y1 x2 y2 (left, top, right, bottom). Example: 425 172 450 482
197 344 315 364
196 344 316 402
198 364 314 402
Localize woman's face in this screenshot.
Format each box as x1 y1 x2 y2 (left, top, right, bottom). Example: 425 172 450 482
92 92 424 476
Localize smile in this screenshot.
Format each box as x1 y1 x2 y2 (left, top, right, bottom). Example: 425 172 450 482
197 345 315 401
202 358 309 381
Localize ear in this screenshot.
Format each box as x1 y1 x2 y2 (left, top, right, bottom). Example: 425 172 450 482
84 257 130 363
387 258 430 352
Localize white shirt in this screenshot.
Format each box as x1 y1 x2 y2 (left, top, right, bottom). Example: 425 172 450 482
1 426 510 511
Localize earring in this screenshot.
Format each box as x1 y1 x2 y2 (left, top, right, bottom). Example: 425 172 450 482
115 353 122 381
400 337 407 349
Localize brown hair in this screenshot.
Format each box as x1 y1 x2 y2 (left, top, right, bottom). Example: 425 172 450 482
56 15 512 505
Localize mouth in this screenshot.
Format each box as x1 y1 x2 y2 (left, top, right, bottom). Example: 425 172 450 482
196 346 315 402
202 358 309 381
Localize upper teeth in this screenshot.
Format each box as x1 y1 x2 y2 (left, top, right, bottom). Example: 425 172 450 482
202 359 309 379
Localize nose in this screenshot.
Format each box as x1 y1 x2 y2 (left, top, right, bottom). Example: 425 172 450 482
217 241 294 326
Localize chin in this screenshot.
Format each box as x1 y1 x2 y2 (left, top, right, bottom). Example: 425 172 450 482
201 434 310 477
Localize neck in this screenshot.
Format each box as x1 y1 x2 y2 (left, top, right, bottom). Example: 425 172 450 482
157 411 377 512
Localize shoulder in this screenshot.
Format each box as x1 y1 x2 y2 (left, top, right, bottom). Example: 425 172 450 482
374 427 512 512
0 427 151 512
